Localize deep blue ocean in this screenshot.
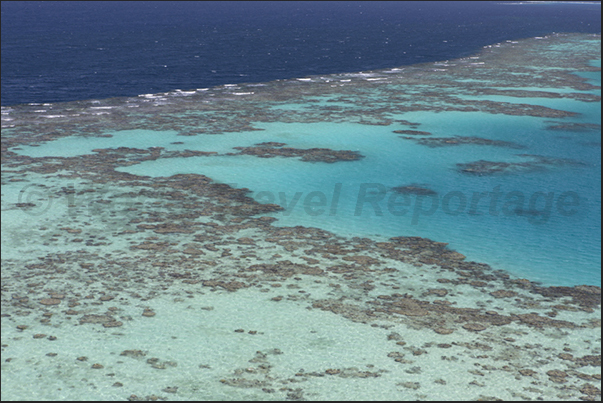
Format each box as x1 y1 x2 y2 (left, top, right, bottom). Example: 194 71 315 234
2 1 601 106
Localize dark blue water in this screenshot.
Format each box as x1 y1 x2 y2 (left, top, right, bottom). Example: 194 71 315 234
2 1 601 106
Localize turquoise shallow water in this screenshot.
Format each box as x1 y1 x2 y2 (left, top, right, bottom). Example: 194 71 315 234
118 109 600 287
14 97 600 286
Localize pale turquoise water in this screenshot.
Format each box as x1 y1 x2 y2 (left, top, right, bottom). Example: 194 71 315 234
117 111 600 286
16 103 600 287
12 108 601 286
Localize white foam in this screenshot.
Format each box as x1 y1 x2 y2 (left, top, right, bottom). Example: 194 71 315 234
139 94 160 98
345 72 376 78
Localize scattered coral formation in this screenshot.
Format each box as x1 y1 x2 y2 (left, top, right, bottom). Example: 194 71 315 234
391 185 438 196
229 142 364 163
545 121 602 132
400 135 525 149
457 154 584 175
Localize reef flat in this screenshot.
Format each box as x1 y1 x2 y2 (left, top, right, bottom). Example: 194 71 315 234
228 142 364 163
456 154 585 176
1 33 601 400
398 135 526 149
